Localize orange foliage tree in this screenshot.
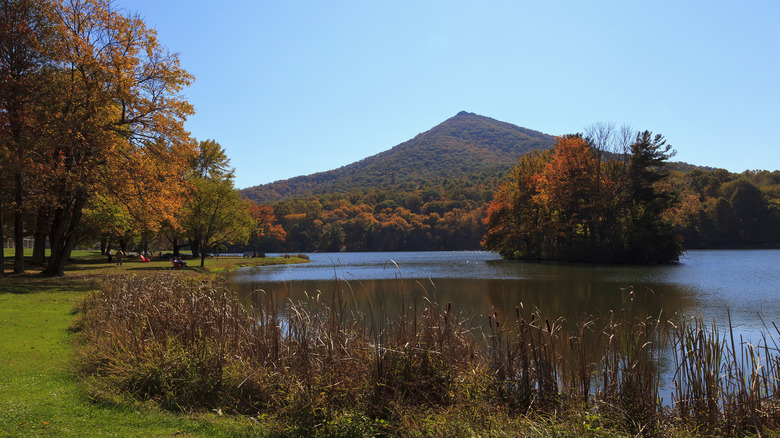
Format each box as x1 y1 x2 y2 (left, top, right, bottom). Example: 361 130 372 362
35 0 195 275
483 149 550 259
532 136 606 258
248 202 286 257
484 133 680 263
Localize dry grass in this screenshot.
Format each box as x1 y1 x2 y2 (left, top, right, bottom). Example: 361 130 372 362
73 276 780 436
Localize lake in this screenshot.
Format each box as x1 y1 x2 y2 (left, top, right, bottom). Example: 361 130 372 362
227 249 780 339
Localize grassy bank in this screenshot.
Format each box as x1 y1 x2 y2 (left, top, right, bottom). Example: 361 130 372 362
0 252 307 437
0 249 307 276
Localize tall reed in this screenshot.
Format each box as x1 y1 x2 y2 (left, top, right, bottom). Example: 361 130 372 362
74 275 780 435
670 310 780 434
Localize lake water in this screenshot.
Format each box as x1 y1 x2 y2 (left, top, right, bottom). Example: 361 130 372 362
227 250 780 339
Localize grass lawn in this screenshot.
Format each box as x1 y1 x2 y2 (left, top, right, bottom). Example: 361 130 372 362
0 251 307 437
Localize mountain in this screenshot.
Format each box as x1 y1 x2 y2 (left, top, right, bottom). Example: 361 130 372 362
242 112 556 202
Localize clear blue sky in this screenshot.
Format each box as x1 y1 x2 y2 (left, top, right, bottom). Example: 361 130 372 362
125 0 779 189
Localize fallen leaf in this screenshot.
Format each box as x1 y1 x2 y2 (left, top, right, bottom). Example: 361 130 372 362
42 421 50 425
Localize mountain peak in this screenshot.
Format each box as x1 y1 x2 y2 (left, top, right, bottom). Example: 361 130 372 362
242 114 556 201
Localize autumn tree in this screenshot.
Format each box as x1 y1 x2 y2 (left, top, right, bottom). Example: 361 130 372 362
483 149 550 259
484 131 681 264
37 0 195 276
533 135 602 258
247 202 285 257
0 0 53 273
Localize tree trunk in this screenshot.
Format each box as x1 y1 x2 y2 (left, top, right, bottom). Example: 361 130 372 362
250 233 259 257
43 190 87 277
172 237 180 256
13 170 24 274
0 191 4 276
32 208 48 265
190 238 200 258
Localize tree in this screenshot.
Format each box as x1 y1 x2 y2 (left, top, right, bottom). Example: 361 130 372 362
0 0 53 273
483 149 550 259
183 177 252 267
247 202 285 256
190 139 234 180
79 193 133 251
181 140 252 267
622 131 681 263
725 179 770 245
484 131 681 264
533 135 601 258
37 0 195 276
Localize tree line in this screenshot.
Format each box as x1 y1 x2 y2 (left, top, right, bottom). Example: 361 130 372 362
668 168 780 248
260 190 486 253
236 161 780 257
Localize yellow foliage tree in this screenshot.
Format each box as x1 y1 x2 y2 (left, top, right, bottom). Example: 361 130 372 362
36 0 195 275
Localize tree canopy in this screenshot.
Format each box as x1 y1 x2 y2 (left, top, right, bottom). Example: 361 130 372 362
182 140 252 267
0 0 195 275
483 133 682 264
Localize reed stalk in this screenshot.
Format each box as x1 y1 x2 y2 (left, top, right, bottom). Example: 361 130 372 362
74 275 780 435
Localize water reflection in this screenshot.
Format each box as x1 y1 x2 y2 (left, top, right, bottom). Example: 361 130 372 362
226 252 717 329
229 250 780 336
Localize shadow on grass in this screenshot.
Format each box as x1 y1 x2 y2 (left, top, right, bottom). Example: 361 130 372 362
127 266 180 271
60 263 170 272
0 253 300 296
0 273 95 295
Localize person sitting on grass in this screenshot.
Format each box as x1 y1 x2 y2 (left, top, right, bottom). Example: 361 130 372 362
172 256 187 268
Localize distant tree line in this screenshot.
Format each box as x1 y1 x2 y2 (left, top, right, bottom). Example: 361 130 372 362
239 157 780 257
667 168 780 248
247 186 488 253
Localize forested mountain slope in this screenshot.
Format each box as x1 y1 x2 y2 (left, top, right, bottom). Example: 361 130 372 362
237 113 780 253
242 112 556 202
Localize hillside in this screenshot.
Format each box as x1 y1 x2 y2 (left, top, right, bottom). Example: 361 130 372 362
242 111 556 202
236 113 780 253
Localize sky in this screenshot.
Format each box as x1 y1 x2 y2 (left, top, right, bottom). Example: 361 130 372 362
124 0 780 189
